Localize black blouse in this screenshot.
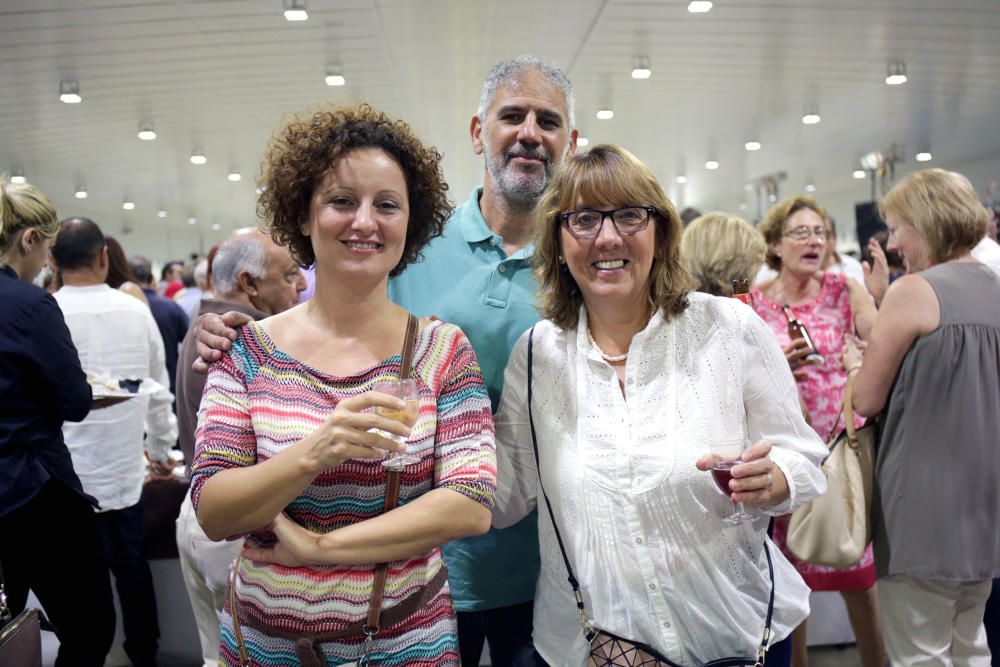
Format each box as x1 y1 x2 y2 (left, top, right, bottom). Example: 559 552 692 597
0 265 93 515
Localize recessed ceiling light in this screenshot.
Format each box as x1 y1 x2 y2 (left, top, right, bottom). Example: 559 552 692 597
228 171 242 182
10 169 25 184
577 137 590 147
916 152 933 162
74 187 88 199
157 209 168 218
853 170 866 179
187 217 198 225
284 0 308 21
688 1 713 13
744 141 761 151
802 109 821 125
325 71 346 86
137 123 156 141
886 61 907 85
596 108 614 120
805 183 817 192
211 223 221 231
59 79 81 104
122 200 135 211
675 175 687 184
705 160 719 170
190 152 207 165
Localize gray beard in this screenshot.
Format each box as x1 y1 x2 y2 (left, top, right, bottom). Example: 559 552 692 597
483 141 552 212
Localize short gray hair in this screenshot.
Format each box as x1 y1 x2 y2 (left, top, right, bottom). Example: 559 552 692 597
477 55 575 128
211 234 267 297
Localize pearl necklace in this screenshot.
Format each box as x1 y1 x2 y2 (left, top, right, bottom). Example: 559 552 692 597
586 326 629 363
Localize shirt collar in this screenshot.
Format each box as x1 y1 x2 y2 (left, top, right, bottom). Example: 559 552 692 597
459 187 494 244
0 264 16 280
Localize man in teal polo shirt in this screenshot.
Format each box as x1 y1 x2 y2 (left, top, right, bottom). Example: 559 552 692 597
390 55 578 666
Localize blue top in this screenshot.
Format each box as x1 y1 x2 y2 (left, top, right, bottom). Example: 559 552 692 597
142 287 189 399
0 265 94 516
390 188 541 612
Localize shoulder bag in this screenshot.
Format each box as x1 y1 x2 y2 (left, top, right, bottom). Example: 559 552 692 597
785 373 876 568
0 563 43 667
526 326 774 667
230 315 440 667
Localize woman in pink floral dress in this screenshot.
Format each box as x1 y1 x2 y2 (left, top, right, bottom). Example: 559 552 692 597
751 196 883 667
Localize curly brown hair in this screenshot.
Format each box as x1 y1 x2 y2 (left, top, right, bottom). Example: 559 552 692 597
257 104 452 276
534 144 693 329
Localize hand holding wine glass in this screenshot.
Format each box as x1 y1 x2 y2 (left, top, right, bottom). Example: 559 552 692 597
696 439 789 523
374 379 420 470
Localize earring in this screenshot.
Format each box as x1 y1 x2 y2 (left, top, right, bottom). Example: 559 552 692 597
558 255 565 264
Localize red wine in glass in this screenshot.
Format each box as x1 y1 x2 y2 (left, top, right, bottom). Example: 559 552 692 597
710 459 754 525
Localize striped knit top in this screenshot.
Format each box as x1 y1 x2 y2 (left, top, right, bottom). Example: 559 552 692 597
190 318 496 635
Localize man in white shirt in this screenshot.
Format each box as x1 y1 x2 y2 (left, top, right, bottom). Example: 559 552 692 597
51 217 177 667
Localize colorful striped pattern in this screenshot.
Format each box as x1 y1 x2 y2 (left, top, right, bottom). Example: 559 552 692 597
191 319 494 664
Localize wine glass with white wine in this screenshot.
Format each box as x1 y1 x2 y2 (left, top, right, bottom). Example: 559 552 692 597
373 379 420 470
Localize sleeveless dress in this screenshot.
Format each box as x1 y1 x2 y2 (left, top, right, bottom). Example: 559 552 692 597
874 262 1000 580
751 272 876 591
191 320 496 666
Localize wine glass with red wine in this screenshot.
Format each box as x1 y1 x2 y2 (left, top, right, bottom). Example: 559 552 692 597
709 441 754 525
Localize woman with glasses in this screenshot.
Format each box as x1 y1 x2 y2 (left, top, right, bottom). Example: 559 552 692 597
492 145 828 665
750 195 883 667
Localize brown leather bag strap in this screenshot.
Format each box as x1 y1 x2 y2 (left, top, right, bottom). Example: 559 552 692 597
364 313 418 637
228 552 251 667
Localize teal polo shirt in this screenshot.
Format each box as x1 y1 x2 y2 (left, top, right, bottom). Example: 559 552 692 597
389 187 541 612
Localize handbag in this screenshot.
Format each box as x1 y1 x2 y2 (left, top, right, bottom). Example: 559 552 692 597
0 564 43 667
525 327 774 667
785 373 876 568
230 314 424 667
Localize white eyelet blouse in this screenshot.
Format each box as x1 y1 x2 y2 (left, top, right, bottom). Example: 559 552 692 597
494 293 828 666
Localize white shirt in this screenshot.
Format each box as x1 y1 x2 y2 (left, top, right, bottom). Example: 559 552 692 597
55 284 177 511
828 252 866 285
494 294 827 666
971 236 1000 278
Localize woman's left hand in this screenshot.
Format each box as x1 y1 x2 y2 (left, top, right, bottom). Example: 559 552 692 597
242 513 321 567
696 439 790 509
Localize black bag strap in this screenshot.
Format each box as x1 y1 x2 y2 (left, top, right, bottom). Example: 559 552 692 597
526 326 775 667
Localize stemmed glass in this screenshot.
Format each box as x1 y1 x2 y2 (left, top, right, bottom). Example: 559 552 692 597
709 441 754 525
373 379 420 470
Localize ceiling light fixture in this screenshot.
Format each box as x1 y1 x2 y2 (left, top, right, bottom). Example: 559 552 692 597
705 160 719 170
157 209 168 218
10 168 25 184
596 108 614 120
59 79 81 104
577 137 590 147
187 217 198 225
916 151 933 162
74 186 88 199
802 105 821 125
190 151 207 165
688 1 713 13
853 170 866 179
137 123 156 141
325 68 346 86
211 223 221 231
284 0 308 21
885 61 908 85
122 199 135 211
805 183 817 192
744 140 761 151
228 171 242 182
675 175 687 184
631 57 652 80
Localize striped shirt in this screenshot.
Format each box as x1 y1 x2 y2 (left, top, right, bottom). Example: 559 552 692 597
191 319 495 642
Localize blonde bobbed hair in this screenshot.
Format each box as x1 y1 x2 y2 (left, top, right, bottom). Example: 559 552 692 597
0 179 60 258
533 144 693 329
681 212 765 296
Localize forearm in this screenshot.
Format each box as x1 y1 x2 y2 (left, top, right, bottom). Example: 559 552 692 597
309 488 491 565
196 439 320 540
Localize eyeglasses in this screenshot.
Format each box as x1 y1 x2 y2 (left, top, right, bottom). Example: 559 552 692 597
559 206 654 239
783 226 830 241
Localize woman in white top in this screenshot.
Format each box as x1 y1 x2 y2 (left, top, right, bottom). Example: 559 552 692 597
493 145 828 666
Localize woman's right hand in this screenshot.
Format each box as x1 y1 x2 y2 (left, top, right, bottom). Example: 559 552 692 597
783 338 816 377
299 391 412 473
192 311 252 373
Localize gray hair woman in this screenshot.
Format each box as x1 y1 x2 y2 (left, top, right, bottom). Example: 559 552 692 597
843 168 1000 665
492 145 827 665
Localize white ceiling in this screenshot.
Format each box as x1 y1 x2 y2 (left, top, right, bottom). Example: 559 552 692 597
2 0 999 259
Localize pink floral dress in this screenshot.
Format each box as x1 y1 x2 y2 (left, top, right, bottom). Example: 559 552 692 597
751 272 876 591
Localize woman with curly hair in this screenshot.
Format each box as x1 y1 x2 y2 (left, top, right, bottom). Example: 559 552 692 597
190 105 496 666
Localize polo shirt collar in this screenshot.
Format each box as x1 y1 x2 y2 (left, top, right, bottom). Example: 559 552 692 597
459 187 495 244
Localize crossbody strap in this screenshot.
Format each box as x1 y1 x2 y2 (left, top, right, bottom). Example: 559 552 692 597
365 313 418 637
526 327 775 666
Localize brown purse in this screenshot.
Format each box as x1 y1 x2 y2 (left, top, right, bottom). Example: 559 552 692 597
230 314 423 667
